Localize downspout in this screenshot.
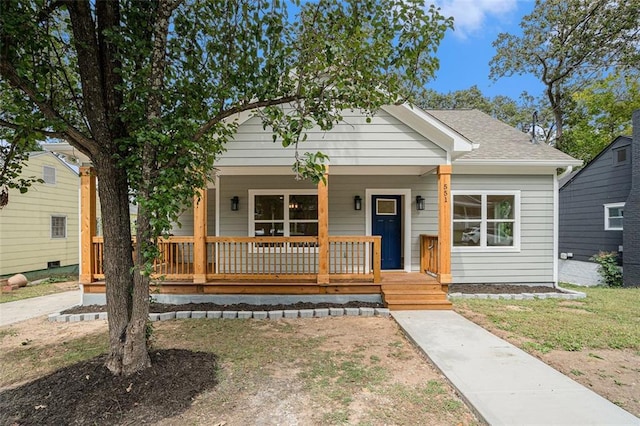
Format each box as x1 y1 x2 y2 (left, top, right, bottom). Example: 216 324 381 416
557 166 573 181
553 166 572 289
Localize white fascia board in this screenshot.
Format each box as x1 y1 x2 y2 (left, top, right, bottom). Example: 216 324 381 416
223 109 256 127
454 158 583 168
382 104 474 155
42 142 92 165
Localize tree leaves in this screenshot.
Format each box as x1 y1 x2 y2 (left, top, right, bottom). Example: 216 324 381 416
489 0 640 142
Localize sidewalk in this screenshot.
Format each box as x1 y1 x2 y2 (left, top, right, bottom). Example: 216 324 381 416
0 290 81 326
393 310 639 426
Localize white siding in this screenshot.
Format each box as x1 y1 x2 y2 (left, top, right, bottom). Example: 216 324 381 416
166 173 556 283
451 175 555 284
171 188 217 236
217 109 447 167
0 153 79 275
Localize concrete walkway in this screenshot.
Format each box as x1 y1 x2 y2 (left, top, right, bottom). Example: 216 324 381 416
0 290 81 326
393 310 639 426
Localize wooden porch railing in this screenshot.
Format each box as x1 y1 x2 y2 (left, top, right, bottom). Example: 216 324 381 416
90 235 381 283
420 234 439 276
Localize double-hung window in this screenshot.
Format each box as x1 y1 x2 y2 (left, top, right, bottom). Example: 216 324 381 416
249 190 318 248
452 191 520 251
604 203 624 230
51 215 67 239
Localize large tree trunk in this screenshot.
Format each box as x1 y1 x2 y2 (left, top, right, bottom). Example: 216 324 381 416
96 154 151 375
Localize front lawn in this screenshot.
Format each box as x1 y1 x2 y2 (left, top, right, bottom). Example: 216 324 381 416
453 285 640 416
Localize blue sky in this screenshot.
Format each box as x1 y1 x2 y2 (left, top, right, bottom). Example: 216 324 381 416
425 0 544 101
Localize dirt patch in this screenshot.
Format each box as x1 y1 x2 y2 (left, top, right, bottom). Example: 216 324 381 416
1 316 477 425
449 283 567 294
52 281 80 291
454 306 640 417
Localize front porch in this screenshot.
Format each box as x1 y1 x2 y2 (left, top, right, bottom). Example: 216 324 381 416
78 164 453 310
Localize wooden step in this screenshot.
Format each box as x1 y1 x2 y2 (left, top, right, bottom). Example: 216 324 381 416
381 284 443 291
382 288 447 296
381 280 452 310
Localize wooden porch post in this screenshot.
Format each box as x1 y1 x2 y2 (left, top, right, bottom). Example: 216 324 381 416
79 166 96 284
437 165 452 285
317 166 330 284
193 188 207 283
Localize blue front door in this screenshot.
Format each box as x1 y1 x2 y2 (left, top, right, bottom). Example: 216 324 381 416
372 195 402 270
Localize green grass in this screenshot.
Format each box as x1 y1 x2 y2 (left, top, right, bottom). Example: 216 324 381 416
453 285 640 352
0 277 77 303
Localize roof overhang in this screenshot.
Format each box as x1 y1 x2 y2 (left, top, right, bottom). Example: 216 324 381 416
382 104 475 159
42 142 91 165
454 158 583 168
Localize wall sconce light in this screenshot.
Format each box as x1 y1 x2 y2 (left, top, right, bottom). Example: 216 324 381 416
231 196 239 211
354 195 362 211
416 195 425 211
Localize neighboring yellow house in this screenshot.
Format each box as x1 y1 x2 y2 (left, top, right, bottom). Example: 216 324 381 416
0 151 79 277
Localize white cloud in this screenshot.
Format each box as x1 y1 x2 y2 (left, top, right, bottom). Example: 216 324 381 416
433 0 518 39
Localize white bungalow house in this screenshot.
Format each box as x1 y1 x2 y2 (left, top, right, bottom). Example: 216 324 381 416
46 105 581 309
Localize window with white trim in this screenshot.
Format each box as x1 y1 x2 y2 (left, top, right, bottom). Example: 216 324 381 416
51 215 66 238
250 190 318 239
43 166 56 184
604 203 624 230
452 191 520 250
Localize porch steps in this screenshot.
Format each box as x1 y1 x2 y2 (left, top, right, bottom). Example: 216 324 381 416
381 283 452 311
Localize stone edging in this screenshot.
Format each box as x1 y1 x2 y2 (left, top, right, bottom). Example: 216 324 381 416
48 307 391 323
448 286 586 301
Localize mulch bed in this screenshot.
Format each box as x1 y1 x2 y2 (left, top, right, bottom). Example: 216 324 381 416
449 284 567 294
63 300 384 315
0 349 218 426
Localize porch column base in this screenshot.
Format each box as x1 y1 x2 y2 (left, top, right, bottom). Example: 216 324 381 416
317 274 330 285
193 274 206 284
438 273 452 284
79 275 92 285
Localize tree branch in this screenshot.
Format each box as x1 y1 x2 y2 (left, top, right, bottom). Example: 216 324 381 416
0 59 97 154
0 119 68 139
193 95 300 141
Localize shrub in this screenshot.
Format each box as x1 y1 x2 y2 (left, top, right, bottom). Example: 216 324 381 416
590 251 623 287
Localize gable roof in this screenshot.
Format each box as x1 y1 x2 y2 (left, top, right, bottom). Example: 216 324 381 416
425 109 582 167
559 135 632 189
28 151 80 176
42 106 582 170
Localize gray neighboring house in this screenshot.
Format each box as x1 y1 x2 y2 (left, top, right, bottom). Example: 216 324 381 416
559 110 640 286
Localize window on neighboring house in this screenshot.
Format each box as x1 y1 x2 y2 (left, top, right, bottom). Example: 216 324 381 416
43 165 56 184
51 215 67 238
613 147 628 165
452 192 520 250
604 203 624 230
250 190 318 246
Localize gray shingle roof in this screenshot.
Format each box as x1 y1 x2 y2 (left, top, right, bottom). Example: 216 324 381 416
425 109 581 165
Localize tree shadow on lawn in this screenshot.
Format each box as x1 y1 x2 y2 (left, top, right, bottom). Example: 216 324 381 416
0 349 218 425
